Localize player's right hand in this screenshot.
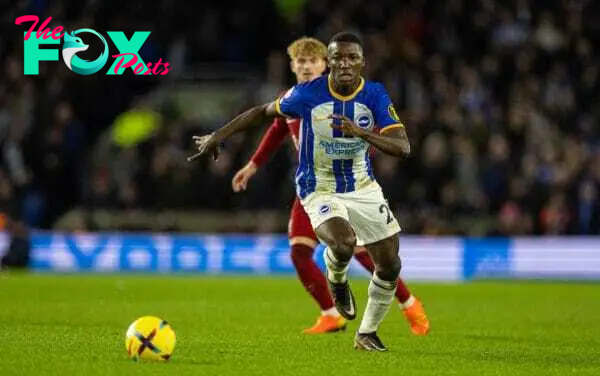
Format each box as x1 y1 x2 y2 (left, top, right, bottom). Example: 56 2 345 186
188 133 220 162
232 162 258 192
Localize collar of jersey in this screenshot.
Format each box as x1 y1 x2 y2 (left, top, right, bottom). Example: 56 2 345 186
328 74 365 101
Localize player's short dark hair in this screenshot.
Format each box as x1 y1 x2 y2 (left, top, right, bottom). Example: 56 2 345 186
329 32 363 48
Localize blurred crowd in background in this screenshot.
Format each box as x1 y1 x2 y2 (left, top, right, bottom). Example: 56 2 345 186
1 0 600 236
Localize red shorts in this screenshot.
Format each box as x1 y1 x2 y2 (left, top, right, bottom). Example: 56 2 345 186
288 197 317 240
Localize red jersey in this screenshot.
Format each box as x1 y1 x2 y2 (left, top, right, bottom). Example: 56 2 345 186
250 117 300 166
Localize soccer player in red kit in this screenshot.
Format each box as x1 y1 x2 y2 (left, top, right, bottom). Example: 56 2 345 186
231 37 429 335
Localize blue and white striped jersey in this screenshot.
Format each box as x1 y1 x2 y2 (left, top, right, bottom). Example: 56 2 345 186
275 74 404 199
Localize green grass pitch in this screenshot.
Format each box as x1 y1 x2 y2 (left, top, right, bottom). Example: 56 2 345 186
0 273 599 375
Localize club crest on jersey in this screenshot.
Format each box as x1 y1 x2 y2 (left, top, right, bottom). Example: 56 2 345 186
356 114 374 129
388 104 400 122
318 204 331 215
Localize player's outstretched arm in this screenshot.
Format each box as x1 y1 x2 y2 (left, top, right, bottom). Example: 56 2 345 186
329 114 410 158
188 102 279 162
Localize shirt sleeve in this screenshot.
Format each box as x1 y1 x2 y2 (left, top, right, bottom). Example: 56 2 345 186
275 85 305 119
250 117 289 167
372 84 405 134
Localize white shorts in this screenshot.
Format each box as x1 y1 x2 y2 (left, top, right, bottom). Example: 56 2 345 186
301 182 401 246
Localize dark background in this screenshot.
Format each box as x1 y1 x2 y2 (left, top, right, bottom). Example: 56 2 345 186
1 0 599 236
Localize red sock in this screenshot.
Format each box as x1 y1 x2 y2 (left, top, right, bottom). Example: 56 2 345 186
394 278 412 304
354 251 412 304
291 244 335 311
353 251 375 273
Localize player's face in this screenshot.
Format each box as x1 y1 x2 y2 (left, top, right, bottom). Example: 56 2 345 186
291 55 327 83
328 42 364 86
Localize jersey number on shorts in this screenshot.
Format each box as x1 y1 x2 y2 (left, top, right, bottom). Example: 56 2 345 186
379 204 393 224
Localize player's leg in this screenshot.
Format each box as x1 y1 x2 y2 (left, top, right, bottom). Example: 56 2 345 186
353 247 429 335
288 198 345 334
353 234 400 351
354 246 412 302
315 216 358 320
337 184 406 350
300 195 358 320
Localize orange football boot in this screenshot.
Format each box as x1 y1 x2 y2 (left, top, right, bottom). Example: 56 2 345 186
303 315 346 334
403 298 430 336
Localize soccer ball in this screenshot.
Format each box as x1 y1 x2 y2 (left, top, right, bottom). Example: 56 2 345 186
125 316 176 361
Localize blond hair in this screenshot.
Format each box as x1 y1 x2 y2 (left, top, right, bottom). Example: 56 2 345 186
287 37 327 60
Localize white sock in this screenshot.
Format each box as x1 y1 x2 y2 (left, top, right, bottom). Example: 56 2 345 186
400 295 415 309
358 273 396 334
324 247 349 283
321 307 340 317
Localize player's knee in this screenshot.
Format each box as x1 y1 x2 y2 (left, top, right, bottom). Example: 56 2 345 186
377 257 401 281
329 233 356 261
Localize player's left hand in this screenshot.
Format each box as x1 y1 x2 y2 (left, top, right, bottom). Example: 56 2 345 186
329 114 366 137
187 133 220 162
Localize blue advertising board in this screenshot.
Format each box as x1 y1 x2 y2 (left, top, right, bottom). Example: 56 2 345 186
1 233 599 280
